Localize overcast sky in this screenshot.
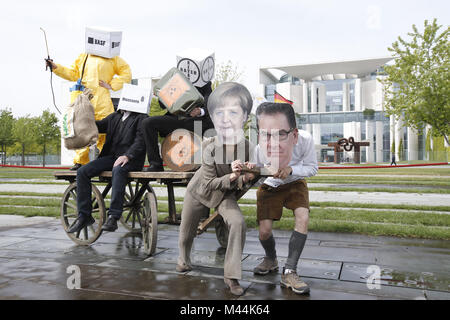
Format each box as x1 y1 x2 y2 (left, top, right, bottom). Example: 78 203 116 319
0 0 448 118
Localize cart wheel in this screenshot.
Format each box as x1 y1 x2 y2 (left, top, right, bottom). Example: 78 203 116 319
61 182 106 245
142 189 158 256
215 214 229 249
120 182 145 233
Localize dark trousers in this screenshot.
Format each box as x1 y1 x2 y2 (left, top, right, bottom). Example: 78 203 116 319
141 113 213 166
76 155 140 220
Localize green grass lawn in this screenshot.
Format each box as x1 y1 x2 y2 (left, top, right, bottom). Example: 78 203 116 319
0 166 449 240
317 167 450 176
307 175 450 187
1 166 449 178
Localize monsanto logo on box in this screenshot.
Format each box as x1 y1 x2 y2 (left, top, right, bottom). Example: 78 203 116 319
118 84 151 114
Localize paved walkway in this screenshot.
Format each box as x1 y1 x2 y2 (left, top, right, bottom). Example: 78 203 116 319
0 183 449 206
0 215 449 300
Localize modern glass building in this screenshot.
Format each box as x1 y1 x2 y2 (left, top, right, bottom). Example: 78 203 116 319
258 58 427 163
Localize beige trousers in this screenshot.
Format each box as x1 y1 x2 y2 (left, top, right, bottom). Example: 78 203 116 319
177 191 246 279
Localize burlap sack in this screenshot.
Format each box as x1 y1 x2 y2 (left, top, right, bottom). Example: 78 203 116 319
63 88 98 150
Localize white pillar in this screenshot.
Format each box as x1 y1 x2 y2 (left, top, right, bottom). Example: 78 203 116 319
302 83 309 114
354 79 362 111
310 83 317 113
426 125 433 150
366 120 375 163
395 118 404 161
390 115 395 159
290 84 302 114
347 121 357 161
355 121 361 142
305 123 312 135
312 123 321 146
343 82 350 112
375 120 384 163
318 84 326 112
407 127 419 161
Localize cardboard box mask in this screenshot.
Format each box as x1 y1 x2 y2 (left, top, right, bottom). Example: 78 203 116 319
118 84 151 114
176 48 215 88
154 67 204 116
85 27 122 58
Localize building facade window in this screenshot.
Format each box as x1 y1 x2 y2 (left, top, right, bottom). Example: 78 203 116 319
418 127 425 160
265 84 276 102
320 123 344 145
349 82 355 111
307 84 311 113
279 74 300 85
309 79 356 112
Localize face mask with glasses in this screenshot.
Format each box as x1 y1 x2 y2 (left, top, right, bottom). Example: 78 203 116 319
258 128 295 142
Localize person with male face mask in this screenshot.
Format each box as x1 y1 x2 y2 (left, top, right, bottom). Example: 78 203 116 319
46 27 132 170
247 102 318 295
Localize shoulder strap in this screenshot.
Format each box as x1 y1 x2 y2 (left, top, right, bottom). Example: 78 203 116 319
80 54 89 81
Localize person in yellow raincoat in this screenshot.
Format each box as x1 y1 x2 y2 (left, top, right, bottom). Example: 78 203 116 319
47 54 132 170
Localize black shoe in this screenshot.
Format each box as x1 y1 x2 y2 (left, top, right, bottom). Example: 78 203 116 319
143 164 164 172
102 216 119 232
70 163 82 171
67 215 95 233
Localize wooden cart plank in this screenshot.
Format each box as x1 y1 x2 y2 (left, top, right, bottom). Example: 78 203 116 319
54 170 195 180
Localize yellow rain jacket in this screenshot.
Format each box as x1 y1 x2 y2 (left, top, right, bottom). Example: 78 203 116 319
53 53 132 164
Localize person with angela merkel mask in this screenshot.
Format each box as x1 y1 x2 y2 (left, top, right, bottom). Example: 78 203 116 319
176 82 258 296
45 27 132 170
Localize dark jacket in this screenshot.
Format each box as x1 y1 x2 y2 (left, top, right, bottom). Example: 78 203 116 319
96 111 148 169
158 81 214 131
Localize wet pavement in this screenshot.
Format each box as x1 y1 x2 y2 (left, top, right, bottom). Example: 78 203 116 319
0 216 449 300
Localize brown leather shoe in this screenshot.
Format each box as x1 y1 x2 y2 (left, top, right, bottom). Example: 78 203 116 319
224 278 244 296
253 257 279 275
176 263 192 273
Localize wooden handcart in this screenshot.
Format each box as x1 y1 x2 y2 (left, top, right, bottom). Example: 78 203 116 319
54 170 230 255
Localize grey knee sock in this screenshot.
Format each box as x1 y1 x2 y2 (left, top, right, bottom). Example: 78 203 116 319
285 231 307 271
260 234 277 260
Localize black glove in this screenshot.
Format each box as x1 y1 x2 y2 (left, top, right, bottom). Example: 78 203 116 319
45 58 54 71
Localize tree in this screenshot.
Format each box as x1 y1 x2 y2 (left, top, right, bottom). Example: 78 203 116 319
212 60 245 89
36 110 60 167
0 108 15 165
380 19 450 145
13 116 37 166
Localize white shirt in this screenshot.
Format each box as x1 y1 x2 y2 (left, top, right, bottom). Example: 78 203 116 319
121 111 131 121
252 130 318 188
